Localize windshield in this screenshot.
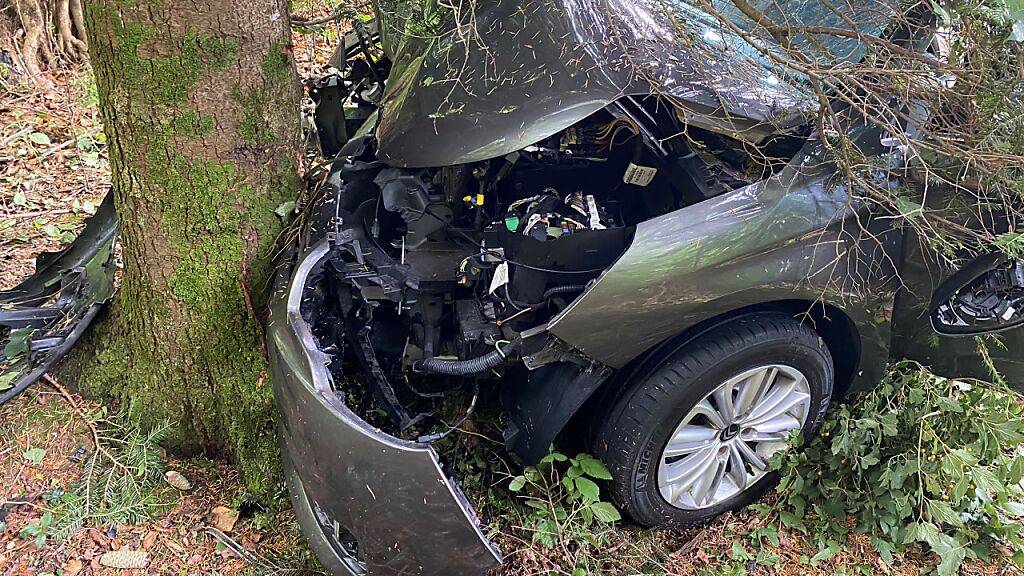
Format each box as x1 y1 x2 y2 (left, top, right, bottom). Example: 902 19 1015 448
691 0 894 61
373 0 896 167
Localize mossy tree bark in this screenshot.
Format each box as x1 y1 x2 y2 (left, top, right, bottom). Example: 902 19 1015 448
69 0 301 495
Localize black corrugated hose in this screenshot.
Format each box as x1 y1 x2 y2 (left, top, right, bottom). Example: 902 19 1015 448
416 337 523 376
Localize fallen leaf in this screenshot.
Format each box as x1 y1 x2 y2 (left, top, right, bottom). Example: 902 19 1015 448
164 539 185 554
210 506 239 532
142 530 158 550
164 470 192 491
88 529 108 547
63 558 84 576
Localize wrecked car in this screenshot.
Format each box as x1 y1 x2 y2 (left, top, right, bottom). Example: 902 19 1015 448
270 1 1024 574
272 1 1024 574
1 195 116 405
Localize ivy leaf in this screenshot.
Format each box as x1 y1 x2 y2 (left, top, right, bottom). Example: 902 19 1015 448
924 531 967 576
972 467 1004 497
28 132 51 146
926 500 964 528
779 510 807 533
1002 501 1024 517
590 501 621 523
3 327 33 359
23 447 45 465
274 200 296 219
730 540 754 562
0 371 16 391
936 396 963 413
809 542 839 566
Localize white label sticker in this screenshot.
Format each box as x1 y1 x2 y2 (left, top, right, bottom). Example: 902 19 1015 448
488 261 510 294
623 163 658 186
586 195 606 230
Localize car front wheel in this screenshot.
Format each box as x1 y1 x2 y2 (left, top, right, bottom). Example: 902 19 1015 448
592 313 834 528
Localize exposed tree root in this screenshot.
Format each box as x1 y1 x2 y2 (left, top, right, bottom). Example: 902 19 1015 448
0 0 87 82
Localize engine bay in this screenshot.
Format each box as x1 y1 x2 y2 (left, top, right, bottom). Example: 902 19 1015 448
301 81 807 456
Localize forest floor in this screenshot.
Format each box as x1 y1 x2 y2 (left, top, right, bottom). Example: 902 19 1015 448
0 3 1021 576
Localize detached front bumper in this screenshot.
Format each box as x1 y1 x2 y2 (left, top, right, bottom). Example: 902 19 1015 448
1 192 117 405
268 240 501 576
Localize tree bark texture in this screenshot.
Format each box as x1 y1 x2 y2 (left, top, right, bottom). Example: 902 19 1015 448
69 0 301 494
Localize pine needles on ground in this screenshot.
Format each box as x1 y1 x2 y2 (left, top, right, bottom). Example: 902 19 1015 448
44 406 172 543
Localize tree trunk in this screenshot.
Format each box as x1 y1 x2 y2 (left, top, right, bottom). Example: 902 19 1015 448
66 0 301 495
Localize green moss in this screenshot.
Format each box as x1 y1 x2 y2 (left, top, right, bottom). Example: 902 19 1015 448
234 40 296 147
172 109 215 137
98 18 238 107
261 39 293 83
235 89 279 146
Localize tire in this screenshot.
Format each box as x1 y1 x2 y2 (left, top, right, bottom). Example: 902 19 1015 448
591 313 834 528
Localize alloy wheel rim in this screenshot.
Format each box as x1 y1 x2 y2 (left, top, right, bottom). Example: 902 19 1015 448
657 364 811 510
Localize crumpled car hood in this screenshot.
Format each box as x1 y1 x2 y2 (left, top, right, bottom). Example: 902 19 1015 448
375 0 892 167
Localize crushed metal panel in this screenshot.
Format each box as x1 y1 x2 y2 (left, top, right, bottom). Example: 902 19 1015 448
546 128 902 385
270 239 502 575
0 192 117 404
373 0 894 167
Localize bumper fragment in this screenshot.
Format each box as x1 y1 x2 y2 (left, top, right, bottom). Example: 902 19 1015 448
0 192 117 404
269 239 501 576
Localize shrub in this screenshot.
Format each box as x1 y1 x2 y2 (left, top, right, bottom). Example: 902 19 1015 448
772 361 1024 574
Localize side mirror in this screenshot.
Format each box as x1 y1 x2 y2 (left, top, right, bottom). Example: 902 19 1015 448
932 256 1024 335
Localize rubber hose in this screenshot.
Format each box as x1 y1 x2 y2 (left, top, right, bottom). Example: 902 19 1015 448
542 284 586 300
418 338 522 376
510 284 588 308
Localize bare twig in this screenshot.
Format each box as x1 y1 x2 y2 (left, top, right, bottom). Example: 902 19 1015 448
42 374 128 472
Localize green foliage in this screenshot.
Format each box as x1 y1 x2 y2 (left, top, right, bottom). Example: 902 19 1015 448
0 326 34 392
508 449 621 552
771 362 1024 574
19 512 53 549
3 326 33 360
23 447 46 465
42 409 173 543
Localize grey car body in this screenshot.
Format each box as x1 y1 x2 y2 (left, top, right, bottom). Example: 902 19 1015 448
275 2 1023 575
